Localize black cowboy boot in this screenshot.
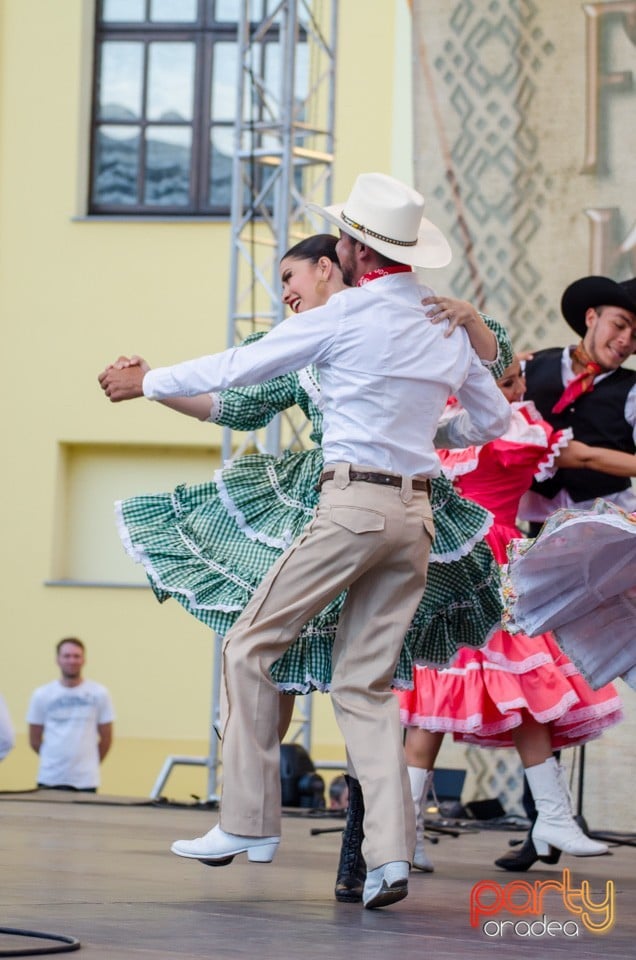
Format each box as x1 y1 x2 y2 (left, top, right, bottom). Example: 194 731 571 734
494 820 560 871
334 775 366 902
495 833 540 871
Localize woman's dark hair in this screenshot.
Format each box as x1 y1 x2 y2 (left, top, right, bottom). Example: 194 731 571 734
282 233 338 264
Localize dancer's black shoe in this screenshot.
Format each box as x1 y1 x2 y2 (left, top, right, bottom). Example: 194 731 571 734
334 775 366 902
494 832 560 871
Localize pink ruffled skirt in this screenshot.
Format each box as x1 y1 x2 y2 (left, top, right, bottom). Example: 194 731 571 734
397 627 623 748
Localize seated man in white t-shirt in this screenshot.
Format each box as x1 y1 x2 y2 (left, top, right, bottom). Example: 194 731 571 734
27 637 115 792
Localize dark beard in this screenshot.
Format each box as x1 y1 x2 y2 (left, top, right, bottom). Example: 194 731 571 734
340 263 355 287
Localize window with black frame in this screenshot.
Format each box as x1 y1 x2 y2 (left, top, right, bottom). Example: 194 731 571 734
90 0 304 216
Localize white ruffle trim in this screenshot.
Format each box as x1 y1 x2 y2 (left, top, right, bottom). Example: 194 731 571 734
277 674 416 694
477 648 558 674
552 696 624 727
440 404 572 483
276 678 330 694
115 500 254 614
297 365 323 411
115 500 141 562
440 451 482 480
213 467 301 550
533 427 573 481
497 403 550 446
399 689 580 738
413 648 554 677
206 393 221 422
429 511 494 562
410 622 501 670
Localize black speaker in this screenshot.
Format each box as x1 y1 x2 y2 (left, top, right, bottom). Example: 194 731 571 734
464 797 506 820
280 743 325 808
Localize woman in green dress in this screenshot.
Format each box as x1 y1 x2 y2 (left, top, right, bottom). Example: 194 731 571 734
108 233 513 900
114 235 511 695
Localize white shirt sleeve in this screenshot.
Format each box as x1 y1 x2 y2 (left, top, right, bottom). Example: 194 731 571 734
625 383 636 445
143 305 338 400
435 355 511 447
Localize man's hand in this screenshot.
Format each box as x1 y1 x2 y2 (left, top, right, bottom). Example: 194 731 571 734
98 363 146 402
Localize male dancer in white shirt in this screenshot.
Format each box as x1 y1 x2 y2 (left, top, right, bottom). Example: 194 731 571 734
99 172 510 909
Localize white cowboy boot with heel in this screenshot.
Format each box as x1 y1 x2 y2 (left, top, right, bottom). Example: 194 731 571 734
408 766 435 872
525 757 608 859
171 824 280 864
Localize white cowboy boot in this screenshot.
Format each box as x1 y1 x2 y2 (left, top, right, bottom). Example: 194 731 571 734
525 757 608 858
171 824 279 864
408 766 435 872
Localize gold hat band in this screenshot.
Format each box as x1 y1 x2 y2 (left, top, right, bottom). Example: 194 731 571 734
341 210 417 247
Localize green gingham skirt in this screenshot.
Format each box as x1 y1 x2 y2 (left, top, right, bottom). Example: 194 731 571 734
116 447 502 691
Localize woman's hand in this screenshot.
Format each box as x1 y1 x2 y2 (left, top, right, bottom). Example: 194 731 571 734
516 350 535 363
422 296 481 337
107 354 151 374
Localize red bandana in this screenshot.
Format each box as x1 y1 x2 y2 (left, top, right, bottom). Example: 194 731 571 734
551 342 603 414
357 264 413 286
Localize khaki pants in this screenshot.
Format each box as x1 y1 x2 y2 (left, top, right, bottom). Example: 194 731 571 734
219 462 434 870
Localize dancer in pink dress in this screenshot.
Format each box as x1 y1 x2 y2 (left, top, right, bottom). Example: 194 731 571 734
398 357 636 872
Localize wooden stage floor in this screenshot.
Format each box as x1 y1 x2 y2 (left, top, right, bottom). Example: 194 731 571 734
1 791 634 959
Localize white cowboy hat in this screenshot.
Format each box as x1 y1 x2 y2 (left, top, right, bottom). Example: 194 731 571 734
306 172 452 269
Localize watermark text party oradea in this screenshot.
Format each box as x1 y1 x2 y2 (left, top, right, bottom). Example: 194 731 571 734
470 868 615 938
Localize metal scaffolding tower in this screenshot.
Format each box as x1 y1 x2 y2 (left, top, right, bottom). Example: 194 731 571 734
151 0 338 803
224 0 338 459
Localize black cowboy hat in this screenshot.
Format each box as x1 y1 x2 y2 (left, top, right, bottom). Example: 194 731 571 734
561 275 636 337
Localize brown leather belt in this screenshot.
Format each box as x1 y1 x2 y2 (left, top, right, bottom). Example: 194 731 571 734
319 470 431 494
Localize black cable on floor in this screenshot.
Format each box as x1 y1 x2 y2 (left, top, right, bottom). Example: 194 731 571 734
0 927 80 957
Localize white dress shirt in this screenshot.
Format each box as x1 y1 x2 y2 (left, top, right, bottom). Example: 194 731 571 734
144 273 511 477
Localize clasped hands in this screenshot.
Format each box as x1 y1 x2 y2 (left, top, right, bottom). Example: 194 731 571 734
98 354 150 402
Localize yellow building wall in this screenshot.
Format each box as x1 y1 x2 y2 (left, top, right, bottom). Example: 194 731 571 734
0 0 411 799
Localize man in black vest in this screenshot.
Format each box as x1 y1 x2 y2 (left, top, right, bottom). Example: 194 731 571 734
521 275 636 528
495 274 636 872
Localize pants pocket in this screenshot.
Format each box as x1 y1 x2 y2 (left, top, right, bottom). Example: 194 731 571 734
422 514 435 542
329 505 386 534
